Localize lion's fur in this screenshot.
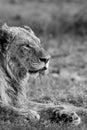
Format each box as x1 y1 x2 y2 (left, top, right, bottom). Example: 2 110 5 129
0 23 50 120
0 23 81 125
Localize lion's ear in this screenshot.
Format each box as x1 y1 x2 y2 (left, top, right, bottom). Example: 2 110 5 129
23 25 35 35
0 23 11 53
2 23 9 30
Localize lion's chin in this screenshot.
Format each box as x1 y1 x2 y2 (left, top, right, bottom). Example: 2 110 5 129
28 69 46 80
29 72 39 79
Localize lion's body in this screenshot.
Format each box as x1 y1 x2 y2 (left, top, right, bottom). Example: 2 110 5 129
0 24 81 125
0 24 52 121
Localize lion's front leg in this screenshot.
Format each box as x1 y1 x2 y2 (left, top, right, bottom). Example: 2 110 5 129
25 102 81 126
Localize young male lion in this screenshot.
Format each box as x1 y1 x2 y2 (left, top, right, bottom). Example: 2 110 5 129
0 23 81 125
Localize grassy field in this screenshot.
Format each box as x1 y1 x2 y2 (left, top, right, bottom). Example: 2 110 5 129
1 0 87 130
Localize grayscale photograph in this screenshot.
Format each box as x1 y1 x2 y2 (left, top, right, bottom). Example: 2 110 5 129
0 0 86 130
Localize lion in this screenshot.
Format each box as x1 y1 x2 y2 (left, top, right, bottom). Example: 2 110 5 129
0 23 81 126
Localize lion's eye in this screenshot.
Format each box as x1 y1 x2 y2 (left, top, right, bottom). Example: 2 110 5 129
22 45 33 57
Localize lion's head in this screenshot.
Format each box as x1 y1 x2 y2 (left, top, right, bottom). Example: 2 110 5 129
0 24 50 82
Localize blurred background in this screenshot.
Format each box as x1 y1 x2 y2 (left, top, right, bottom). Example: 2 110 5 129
1 0 87 129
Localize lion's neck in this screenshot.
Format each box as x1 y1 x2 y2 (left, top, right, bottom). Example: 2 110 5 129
0 60 30 108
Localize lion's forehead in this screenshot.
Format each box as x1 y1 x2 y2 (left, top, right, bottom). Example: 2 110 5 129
9 27 41 48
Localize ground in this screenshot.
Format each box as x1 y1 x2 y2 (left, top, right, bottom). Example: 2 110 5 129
0 0 87 130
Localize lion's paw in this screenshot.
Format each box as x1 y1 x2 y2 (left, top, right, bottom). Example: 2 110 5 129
51 108 81 125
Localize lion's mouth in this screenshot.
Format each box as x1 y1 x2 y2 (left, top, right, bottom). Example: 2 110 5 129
29 66 47 74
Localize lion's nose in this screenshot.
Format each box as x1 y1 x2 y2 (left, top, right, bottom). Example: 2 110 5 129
39 55 50 64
